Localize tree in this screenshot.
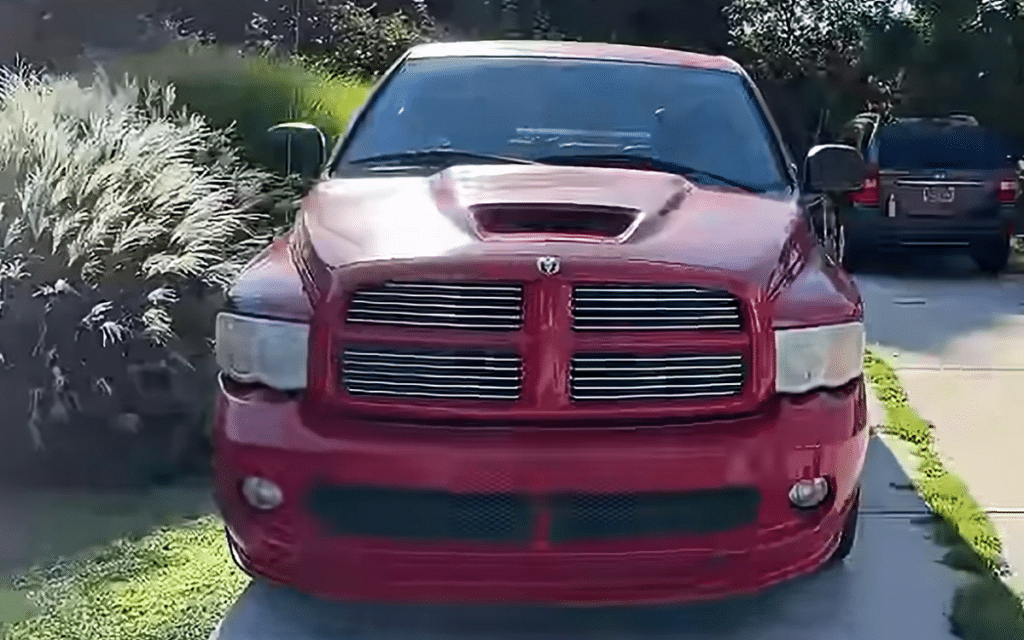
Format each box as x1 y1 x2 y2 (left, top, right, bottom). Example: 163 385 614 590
727 0 910 142
541 0 733 51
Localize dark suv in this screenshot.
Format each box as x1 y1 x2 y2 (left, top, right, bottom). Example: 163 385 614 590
840 116 1018 273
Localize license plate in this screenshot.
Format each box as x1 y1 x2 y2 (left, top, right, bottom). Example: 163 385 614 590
923 186 955 203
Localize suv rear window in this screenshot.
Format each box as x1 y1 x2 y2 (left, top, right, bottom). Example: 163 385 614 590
872 125 1010 170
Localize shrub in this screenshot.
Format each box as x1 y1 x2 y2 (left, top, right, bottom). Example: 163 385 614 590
247 0 434 81
0 65 284 487
94 44 371 173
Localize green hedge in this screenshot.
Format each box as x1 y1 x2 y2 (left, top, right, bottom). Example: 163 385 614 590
94 45 371 171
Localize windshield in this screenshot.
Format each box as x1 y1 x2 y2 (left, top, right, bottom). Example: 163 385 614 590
336 56 790 192
874 125 1011 171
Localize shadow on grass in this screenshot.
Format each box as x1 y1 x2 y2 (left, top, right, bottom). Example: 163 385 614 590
0 477 216 631
3 516 247 640
0 478 215 581
921 515 1024 640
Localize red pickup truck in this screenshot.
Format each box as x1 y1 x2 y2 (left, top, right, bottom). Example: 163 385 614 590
212 40 870 605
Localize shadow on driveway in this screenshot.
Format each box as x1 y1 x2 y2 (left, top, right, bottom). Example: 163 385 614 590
211 437 969 640
854 252 1024 367
853 248 1024 280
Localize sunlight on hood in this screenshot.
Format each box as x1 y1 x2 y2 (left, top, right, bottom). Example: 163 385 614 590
302 176 476 267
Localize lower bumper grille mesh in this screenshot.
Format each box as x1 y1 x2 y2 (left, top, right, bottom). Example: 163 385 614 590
308 486 533 542
550 488 761 542
307 486 760 542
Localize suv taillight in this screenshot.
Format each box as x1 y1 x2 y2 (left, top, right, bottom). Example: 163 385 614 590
998 175 1018 203
849 165 880 206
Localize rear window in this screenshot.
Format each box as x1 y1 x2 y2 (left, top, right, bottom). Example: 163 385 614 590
873 125 1010 170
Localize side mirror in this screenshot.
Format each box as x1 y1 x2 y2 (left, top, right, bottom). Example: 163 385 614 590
267 122 328 178
804 144 867 193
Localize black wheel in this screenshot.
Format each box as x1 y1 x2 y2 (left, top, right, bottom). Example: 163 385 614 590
841 235 867 273
828 488 860 564
969 232 1011 274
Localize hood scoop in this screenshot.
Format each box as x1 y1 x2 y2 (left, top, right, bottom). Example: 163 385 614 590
471 203 640 239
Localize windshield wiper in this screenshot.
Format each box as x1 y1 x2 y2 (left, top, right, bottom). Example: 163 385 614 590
533 153 769 192
349 149 537 166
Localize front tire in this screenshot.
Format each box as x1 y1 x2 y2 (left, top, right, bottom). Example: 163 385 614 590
969 232 1011 275
828 488 860 564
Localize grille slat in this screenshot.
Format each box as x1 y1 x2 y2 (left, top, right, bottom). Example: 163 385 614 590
573 284 742 331
344 349 518 362
341 347 522 401
573 306 737 312
356 291 521 301
573 389 741 399
573 355 741 364
573 376 743 386
572 364 744 372
572 315 740 322
571 353 745 402
345 364 519 377
353 299 519 310
574 297 737 303
350 311 520 321
347 282 524 331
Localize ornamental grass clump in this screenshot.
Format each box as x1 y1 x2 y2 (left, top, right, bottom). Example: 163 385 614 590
0 65 286 486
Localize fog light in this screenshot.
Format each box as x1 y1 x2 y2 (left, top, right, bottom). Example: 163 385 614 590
788 477 830 508
241 476 284 511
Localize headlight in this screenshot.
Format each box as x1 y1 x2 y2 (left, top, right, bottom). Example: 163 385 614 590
775 321 864 393
215 312 309 390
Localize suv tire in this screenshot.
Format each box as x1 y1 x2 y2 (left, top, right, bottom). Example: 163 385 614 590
969 232 1011 275
841 238 866 273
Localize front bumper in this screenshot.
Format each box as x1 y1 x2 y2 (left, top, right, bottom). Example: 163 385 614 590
844 204 1014 250
213 376 869 605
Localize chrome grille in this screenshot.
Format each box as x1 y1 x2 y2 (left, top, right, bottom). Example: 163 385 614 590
341 347 522 400
572 285 742 331
570 353 745 401
347 282 524 330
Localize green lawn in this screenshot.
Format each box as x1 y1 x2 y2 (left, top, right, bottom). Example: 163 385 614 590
3 516 244 640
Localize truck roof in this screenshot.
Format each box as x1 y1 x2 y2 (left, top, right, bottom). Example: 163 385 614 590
406 40 743 73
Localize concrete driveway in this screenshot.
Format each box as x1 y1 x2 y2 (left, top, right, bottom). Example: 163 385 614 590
212 434 967 640
856 252 1024 581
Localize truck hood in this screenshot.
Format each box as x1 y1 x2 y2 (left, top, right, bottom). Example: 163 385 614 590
298 163 810 290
